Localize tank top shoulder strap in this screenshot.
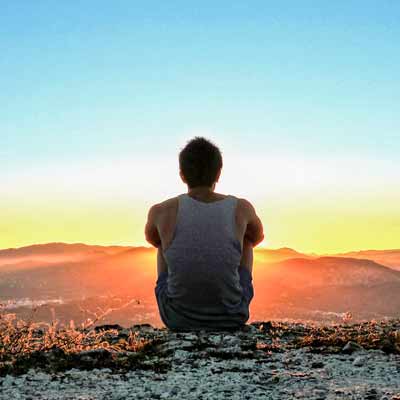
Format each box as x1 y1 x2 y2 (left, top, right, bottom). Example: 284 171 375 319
173 193 189 227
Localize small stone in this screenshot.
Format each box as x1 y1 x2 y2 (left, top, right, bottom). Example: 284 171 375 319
342 341 365 354
241 324 258 334
254 321 273 333
314 389 327 399
170 386 180 395
364 388 379 399
311 361 324 369
353 356 366 367
221 335 241 347
174 349 191 362
208 335 222 346
94 324 124 332
182 333 198 341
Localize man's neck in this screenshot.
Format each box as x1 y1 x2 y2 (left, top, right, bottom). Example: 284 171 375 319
187 186 215 197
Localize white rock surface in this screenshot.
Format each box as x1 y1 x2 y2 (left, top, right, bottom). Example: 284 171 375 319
1 347 400 399
1 321 400 399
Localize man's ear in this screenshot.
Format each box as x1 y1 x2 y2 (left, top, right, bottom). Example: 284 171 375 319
215 168 222 182
179 169 187 184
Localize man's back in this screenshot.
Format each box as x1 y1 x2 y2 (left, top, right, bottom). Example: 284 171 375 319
154 192 264 259
152 192 262 331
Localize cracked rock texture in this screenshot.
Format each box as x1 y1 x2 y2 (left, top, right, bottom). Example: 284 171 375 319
1 321 400 399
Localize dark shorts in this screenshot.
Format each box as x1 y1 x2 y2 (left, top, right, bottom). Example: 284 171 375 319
155 265 254 331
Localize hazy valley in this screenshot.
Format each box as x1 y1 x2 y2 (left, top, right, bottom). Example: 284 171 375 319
1 243 399 328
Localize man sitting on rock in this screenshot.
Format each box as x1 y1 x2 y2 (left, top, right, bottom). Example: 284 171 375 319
145 136 264 331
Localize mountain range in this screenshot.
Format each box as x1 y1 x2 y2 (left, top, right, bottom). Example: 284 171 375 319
0 242 399 326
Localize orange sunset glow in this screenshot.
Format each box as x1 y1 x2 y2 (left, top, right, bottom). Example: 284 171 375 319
2 152 400 254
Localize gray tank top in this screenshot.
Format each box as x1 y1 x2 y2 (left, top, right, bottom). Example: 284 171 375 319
162 193 245 318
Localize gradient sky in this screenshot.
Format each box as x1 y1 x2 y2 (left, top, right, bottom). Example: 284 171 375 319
1 1 399 253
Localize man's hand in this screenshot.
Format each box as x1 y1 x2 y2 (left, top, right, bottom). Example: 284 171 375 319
144 204 162 248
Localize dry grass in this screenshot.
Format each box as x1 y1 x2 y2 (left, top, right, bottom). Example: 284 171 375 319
1 299 400 372
295 320 400 353
0 299 151 364
263 319 400 354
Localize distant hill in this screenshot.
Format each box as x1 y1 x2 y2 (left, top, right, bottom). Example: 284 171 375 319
254 247 315 263
255 256 400 287
0 242 132 257
0 242 150 271
0 243 156 300
329 249 400 271
253 256 400 320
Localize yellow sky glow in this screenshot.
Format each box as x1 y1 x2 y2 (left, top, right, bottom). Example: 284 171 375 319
1 152 399 253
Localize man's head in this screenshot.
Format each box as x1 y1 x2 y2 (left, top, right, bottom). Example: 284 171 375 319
179 136 223 189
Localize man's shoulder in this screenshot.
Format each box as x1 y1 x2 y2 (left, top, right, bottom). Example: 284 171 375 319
149 196 180 216
158 195 180 207
235 197 256 214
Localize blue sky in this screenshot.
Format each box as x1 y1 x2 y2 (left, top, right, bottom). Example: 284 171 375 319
1 1 400 251
1 1 399 168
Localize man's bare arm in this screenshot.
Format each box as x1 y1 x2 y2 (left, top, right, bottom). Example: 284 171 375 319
241 198 264 247
157 246 168 276
144 204 162 248
240 236 254 275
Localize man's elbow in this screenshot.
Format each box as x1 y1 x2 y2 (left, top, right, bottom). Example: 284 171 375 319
253 233 265 247
146 239 162 248
145 232 162 248
245 231 265 247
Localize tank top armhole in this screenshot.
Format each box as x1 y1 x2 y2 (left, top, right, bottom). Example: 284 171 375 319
163 194 182 255
231 196 242 254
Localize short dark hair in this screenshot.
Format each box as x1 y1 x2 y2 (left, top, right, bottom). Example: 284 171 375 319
179 136 223 189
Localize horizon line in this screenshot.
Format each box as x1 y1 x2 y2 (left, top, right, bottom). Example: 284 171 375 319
1 241 399 256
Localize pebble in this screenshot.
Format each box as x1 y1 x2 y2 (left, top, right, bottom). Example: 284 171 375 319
311 361 324 369
342 340 365 354
353 355 366 367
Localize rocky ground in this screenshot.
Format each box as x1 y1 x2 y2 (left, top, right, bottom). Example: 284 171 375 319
1 320 400 399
